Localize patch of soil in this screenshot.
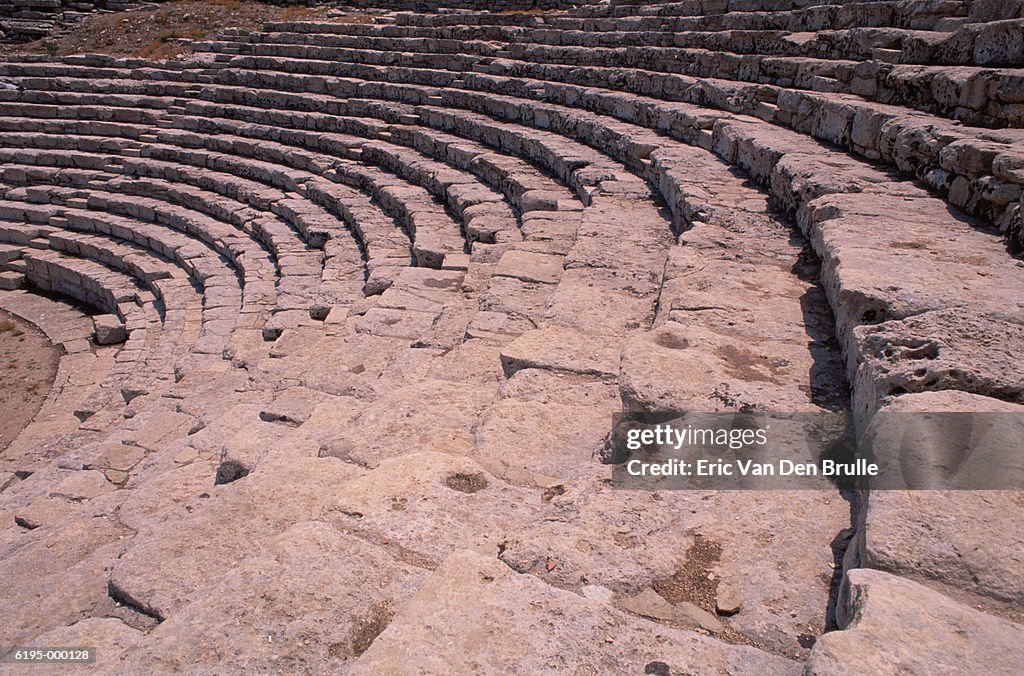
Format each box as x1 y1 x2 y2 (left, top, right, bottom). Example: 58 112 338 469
0 1 375 60
652 533 770 650
332 600 394 658
444 472 488 493
653 533 722 611
0 310 60 452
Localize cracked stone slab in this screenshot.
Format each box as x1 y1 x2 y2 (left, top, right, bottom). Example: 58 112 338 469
118 521 428 672
807 568 1024 675
27 618 143 670
352 549 799 674
619 322 830 415
500 326 620 379
493 250 564 284
845 390 1024 612
472 369 620 484
852 309 1024 426
108 457 364 620
316 380 495 468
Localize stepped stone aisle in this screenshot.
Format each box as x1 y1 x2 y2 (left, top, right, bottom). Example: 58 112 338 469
0 0 1022 672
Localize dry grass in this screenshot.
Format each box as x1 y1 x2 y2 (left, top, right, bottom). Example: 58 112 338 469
1 1 375 60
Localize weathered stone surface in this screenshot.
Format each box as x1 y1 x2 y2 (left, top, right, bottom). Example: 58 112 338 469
500 326 620 379
108 457 364 620
845 391 1024 613
0 514 127 645
321 452 537 567
119 521 428 672
0 271 23 290
1 2 1021 671
92 313 126 345
354 549 799 674
496 482 850 657
807 568 1024 676
493 250 564 284
620 322 829 414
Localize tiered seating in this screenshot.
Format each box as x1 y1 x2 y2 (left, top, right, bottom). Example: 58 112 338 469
0 3 1021 674
194 29 1024 248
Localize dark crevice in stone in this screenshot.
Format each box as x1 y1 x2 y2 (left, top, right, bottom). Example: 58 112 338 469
214 460 250 485
107 579 164 624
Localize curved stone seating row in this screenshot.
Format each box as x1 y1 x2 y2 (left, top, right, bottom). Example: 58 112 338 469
0 164 268 349
0 72 199 99
201 48 1022 249
157 123 490 251
201 27 1024 129
258 20 960 59
0 94 170 124
0 132 352 312
3 234 144 317
3 246 171 426
197 25 1024 218
0 152 272 280
281 1 966 33
0 195 247 425
224 36 1023 178
158 107 548 262
176 96 575 215
463 66 1023 240
0 68 516 260
584 0 994 22
196 73 624 206
0 198 216 331
0 149 308 292
16 245 151 349
0 64 577 229
228 16 1024 74
0 115 402 315
134 126 461 268
182 48 1023 406
0 190 235 291
0 57 216 92
190 61 716 221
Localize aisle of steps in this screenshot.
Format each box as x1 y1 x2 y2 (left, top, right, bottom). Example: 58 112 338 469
0 2 1021 673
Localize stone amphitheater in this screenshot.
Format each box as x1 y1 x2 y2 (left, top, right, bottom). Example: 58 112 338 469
0 0 1022 672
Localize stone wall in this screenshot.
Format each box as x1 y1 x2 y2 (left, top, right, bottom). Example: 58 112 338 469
0 0 141 42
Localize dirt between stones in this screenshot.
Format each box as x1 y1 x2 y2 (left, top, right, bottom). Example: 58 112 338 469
0 1 374 59
0 309 59 452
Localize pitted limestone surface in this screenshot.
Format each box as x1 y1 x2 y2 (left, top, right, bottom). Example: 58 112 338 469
0 1 1022 672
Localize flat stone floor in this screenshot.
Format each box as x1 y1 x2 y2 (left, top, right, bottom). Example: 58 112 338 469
0 309 59 452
